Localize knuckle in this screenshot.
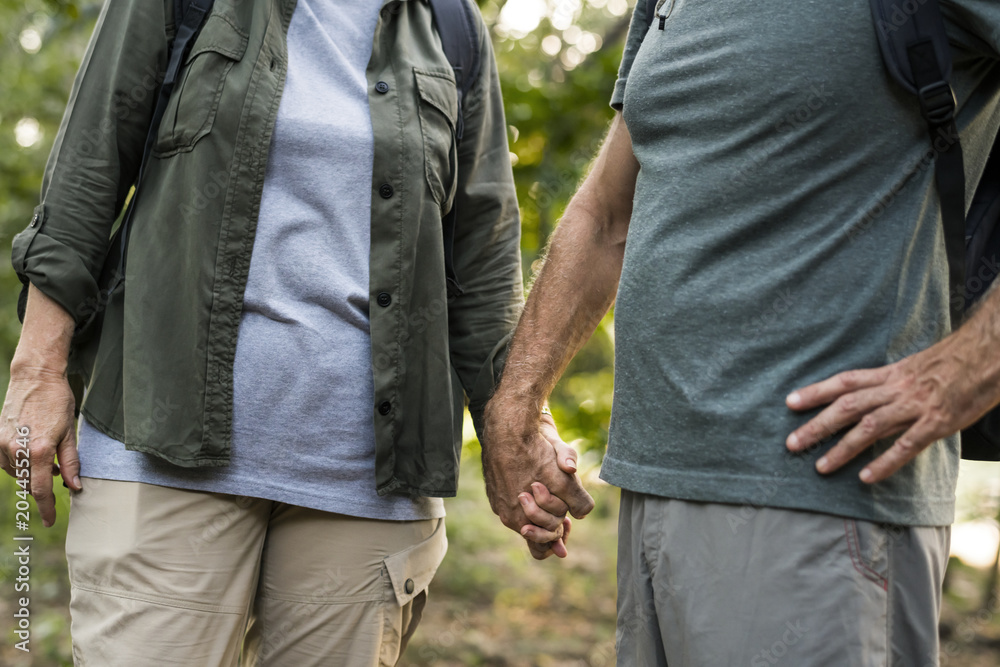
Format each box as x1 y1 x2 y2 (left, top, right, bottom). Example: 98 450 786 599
28 446 54 464
858 414 879 437
925 412 948 435
895 438 917 456
837 393 858 414
840 370 866 390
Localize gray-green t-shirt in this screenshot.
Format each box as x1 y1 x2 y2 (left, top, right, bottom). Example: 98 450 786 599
603 0 1000 526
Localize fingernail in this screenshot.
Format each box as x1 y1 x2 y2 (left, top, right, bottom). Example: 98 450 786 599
520 525 531 537
788 433 800 450
564 458 577 472
73 476 81 490
43 520 52 528
519 494 529 506
787 392 801 407
860 468 874 483
816 456 829 473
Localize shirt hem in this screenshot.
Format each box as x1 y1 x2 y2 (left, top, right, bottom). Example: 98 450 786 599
598 455 955 527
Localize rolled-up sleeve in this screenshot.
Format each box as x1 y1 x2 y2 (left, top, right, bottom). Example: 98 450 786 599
12 0 168 326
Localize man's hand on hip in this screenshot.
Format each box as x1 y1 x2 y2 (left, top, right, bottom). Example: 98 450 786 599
785 321 1000 483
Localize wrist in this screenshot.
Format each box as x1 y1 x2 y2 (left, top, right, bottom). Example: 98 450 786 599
485 393 544 438
10 351 68 379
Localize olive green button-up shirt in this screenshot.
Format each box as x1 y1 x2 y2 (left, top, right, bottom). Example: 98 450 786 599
11 0 523 498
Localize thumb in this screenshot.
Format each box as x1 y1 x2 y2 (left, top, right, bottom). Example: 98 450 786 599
551 438 579 474
56 432 82 491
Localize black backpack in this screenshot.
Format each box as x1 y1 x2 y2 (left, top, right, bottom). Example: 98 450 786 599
99 0 479 322
645 0 1000 460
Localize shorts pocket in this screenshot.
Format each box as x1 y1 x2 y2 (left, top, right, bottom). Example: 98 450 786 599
383 517 447 607
845 519 890 590
413 68 459 213
153 13 248 157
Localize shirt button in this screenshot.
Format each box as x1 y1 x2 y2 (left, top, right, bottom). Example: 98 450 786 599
378 401 392 415
379 183 394 199
377 292 392 307
404 578 415 594
29 214 38 227
375 81 389 94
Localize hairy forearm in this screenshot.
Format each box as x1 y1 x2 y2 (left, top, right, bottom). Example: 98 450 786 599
11 284 75 377
491 115 638 428
496 202 625 410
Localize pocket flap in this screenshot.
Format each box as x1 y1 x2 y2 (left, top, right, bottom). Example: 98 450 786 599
413 68 458 126
383 518 447 607
185 13 249 64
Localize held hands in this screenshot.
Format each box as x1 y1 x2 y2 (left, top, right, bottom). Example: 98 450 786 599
785 329 1000 482
482 401 594 560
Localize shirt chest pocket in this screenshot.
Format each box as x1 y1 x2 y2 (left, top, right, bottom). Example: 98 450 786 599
413 68 459 213
154 14 249 157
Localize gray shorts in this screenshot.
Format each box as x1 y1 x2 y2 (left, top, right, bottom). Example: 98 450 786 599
616 490 950 666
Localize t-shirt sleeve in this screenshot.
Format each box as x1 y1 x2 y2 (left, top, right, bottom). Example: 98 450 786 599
610 1 651 110
943 0 1000 60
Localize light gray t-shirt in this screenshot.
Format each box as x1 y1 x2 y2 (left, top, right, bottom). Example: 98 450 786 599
77 0 444 521
603 0 1000 526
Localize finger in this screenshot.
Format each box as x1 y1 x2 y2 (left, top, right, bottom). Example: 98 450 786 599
551 438 579 474
550 537 568 559
536 424 594 519
56 433 82 491
786 386 891 452
519 491 564 532
859 419 942 484
814 403 915 475
29 445 57 527
527 540 555 560
543 477 595 520
520 518 564 544
548 519 574 559
786 367 890 413
530 481 570 517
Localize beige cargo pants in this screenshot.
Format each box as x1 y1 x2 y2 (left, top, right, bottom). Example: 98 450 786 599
65 478 446 666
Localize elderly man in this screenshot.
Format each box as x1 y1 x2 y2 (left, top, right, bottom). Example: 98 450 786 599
484 0 1000 664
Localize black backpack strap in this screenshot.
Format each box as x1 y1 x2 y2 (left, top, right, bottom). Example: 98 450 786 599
869 0 966 326
427 0 480 143
427 0 482 298
101 0 215 305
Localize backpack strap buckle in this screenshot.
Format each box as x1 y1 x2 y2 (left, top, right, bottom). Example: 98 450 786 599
917 80 956 126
